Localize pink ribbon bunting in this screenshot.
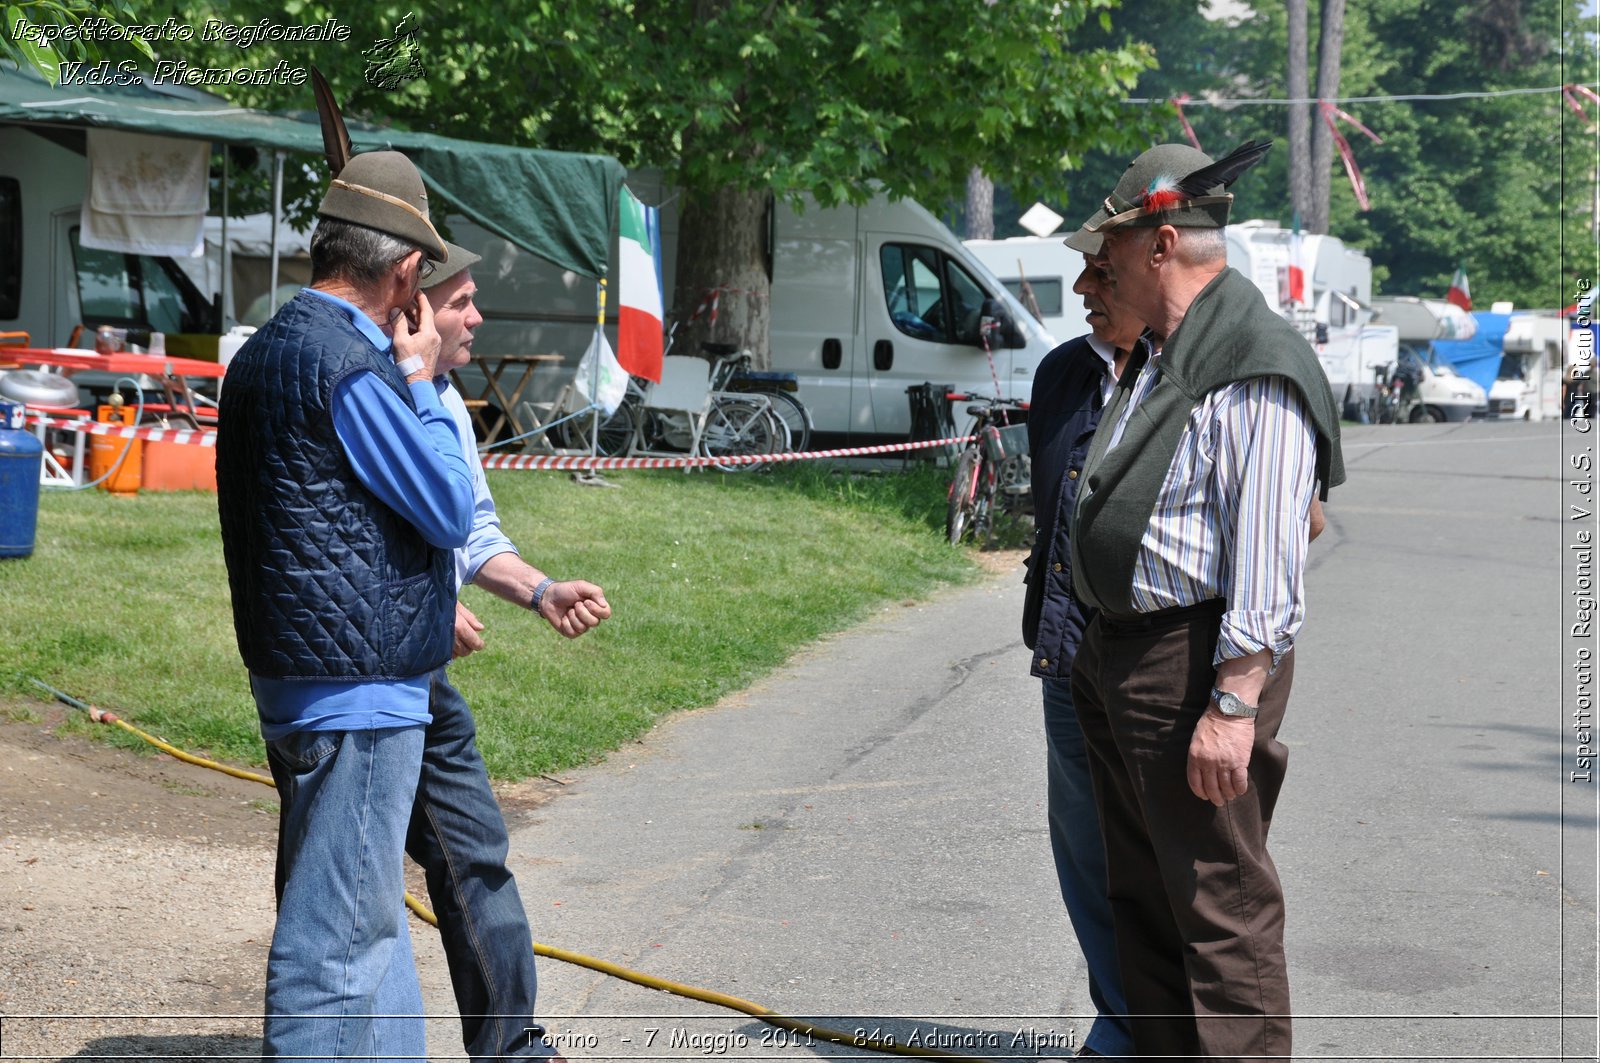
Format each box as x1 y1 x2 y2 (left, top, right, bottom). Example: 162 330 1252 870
1319 101 1383 212
1170 95 1202 151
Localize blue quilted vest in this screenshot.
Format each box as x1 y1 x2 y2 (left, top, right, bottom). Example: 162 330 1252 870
216 291 453 681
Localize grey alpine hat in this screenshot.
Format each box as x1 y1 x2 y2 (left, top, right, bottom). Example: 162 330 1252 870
1076 139 1272 237
317 150 448 261
421 241 482 290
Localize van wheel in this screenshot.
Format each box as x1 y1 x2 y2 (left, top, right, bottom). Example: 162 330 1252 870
1409 405 1443 424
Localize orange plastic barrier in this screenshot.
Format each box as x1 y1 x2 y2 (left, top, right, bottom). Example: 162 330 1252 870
142 438 216 492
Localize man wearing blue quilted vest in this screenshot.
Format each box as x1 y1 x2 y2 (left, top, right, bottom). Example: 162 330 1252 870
217 149 473 1061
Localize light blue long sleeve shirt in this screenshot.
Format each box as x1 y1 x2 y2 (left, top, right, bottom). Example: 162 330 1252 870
253 288 474 740
438 379 518 592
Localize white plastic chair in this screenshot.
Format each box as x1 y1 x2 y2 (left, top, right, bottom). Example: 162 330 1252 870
633 355 711 458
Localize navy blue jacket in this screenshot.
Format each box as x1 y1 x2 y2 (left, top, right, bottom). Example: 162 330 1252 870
216 292 454 682
1022 335 1110 680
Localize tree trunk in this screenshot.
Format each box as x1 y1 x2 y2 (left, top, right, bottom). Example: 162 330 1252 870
965 167 994 240
1309 0 1347 233
667 184 774 369
1286 0 1312 231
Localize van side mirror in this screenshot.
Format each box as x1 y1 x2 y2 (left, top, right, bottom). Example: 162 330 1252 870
981 298 1024 349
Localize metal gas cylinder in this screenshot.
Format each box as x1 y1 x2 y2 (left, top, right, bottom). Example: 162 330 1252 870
0 400 43 558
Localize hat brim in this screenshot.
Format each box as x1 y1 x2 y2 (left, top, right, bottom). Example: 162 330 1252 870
422 241 482 290
1062 226 1104 256
318 185 448 261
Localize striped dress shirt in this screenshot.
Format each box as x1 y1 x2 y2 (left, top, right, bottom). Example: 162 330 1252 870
1102 347 1317 669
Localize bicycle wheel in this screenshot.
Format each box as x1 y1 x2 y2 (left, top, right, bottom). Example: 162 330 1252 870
559 398 637 456
701 396 781 472
946 447 982 545
763 389 813 452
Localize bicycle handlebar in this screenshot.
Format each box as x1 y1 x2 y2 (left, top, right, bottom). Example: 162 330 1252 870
945 392 1029 410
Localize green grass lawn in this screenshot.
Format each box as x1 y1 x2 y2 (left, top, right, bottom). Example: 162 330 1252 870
0 464 977 779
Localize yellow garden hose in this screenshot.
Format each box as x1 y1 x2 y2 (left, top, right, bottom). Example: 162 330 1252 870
29 679 996 1063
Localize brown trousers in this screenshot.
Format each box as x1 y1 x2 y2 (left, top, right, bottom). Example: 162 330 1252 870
1071 601 1293 1063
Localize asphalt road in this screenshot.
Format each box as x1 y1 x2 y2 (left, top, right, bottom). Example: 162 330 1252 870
408 419 1594 1063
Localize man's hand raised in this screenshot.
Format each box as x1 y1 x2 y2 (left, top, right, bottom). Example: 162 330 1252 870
392 289 441 383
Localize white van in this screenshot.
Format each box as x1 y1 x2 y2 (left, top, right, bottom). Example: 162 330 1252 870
766 195 1056 442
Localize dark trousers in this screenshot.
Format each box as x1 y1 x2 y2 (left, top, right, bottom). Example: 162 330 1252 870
1071 604 1293 1063
406 672 549 1060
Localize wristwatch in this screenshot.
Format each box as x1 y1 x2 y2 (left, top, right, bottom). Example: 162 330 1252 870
530 576 555 613
1210 687 1259 720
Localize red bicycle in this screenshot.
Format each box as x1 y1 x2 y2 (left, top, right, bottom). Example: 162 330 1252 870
945 392 1030 546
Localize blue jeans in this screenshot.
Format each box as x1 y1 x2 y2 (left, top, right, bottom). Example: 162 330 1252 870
264 725 428 1062
406 672 550 1059
1043 677 1133 1059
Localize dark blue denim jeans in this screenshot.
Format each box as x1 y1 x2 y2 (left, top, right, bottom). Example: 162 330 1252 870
1042 677 1133 1059
407 671 551 1060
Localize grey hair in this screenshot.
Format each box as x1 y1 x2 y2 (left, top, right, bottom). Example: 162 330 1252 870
309 217 423 288
1175 227 1226 265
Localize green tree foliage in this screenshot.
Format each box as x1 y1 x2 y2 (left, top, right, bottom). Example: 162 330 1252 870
1019 0 1586 309
2 0 154 82
148 1 1154 357
156 1 1153 209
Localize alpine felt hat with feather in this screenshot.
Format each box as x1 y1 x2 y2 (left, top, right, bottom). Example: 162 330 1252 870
1065 139 1273 253
309 67 447 262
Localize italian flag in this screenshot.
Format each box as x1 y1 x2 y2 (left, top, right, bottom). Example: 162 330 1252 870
617 187 664 383
1446 265 1471 312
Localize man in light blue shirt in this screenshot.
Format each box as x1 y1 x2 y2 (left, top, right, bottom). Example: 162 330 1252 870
409 245 610 1061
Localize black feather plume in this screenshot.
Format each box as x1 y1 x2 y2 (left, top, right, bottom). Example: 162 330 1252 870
1176 138 1273 197
311 67 352 178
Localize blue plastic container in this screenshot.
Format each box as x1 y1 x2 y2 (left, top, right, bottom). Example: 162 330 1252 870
0 400 44 558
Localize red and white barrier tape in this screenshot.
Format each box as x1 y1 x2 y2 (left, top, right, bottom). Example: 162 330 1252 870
481 435 974 471
24 412 216 446
25 410 973 469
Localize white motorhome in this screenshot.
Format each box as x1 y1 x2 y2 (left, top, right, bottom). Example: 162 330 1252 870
1369 296 1491 422
964 236 1082 344
1492 312 1566 420
1223 221 1401 418
0 124 218 354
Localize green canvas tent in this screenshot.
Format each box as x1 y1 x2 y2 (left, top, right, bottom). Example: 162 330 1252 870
0 66 625 279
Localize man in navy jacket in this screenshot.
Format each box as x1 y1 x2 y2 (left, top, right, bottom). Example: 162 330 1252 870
1023 229 1143 1059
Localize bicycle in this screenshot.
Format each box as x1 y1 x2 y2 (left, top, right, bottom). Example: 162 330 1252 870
704 342 814 453
945 392 1031 547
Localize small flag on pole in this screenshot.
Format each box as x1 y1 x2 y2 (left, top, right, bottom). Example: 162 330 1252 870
573 328 629 416
617 187 664 383
1282 216 1307 307
1447 264 1471 312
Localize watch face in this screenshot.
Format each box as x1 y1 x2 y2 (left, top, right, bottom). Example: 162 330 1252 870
1215 691 1256 717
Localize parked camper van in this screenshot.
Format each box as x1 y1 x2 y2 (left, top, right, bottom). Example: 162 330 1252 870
1491 312 1565 420
0 124 217 355
1371 296 1490 422
1224 221 1400 418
